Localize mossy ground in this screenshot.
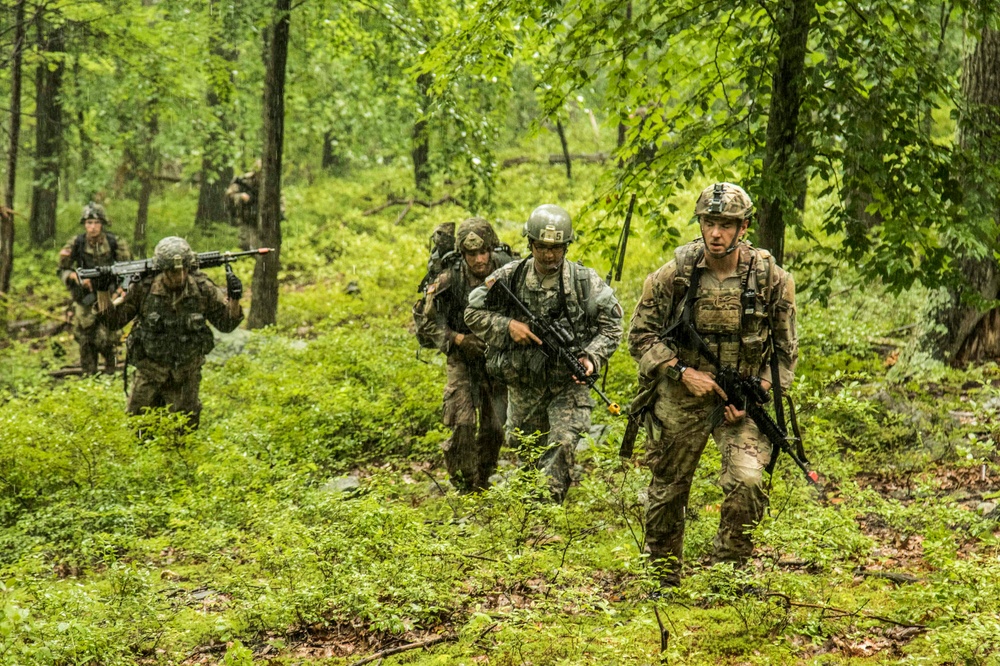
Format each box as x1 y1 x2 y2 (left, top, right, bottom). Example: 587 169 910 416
0 159 998 665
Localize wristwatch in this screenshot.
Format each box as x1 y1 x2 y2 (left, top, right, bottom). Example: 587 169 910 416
664 362 688 382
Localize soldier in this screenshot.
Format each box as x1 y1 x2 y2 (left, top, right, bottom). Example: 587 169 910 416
465 205 623 503
628 182 798 589
418 218 514 492
100 236 244 430
225 167 260 251
57 202 131 375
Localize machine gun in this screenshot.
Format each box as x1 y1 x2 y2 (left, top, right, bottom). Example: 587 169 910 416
76 248 274 291
490 277 621 416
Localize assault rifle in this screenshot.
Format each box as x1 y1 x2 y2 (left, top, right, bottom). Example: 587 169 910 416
76 248 274 290
490 277 621 415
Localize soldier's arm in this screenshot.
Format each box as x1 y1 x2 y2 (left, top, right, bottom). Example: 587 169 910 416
627 264 679 380
582 272 624 374
464 263 517 349
202 277 244 333
761 266 798 390
420 274 456 354
101 280 143 329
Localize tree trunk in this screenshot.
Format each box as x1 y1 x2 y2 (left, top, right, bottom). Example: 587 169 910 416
412 71 432 194
28 23 65 247
322 130 345 171
1 0 26 295
248 0 290 329
755 0 815 266
926 28 1000 363
556 120 571 180
195 0 237 226
133 114 159 258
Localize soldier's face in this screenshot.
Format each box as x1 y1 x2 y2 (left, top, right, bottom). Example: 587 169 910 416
700 216 748 258
463 248 492 278
84 219 103 239
162 267 188 290
530 241 566 275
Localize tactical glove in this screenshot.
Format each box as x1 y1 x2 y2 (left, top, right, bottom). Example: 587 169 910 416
226 265 243 300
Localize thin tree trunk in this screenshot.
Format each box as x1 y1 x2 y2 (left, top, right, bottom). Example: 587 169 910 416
322 130 344 170
1 0 26 295
556 120 571 180
412 71 432 194
29 23 65 247
133 114 159 258
926 28 1000 363
755 0 815 266
195 0 237 226
248 0 290 329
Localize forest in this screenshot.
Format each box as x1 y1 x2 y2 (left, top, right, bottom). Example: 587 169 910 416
0 0 999 664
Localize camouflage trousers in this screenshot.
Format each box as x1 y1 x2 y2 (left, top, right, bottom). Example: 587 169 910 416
644 378 771 586
127 358 204 430
72 302 118 375
441 354 507 491
506 381 593 503
237 222 259 252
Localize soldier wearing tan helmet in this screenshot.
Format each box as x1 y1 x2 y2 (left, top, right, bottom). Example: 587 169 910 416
628 183 798 591
417 218 515 491
465 205 624 503
57 202 132 375
100 236 244 430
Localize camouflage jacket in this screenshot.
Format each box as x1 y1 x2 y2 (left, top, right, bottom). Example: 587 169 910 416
104 271 243 368
465 258 623 385
628 239 797 389
419 252 514 355
58 232 131 303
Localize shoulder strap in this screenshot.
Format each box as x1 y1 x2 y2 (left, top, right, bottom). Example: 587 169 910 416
106 233 118 258
72 234 87 264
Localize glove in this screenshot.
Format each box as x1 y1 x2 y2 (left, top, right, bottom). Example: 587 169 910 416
226 265 243 300
457 333 487 357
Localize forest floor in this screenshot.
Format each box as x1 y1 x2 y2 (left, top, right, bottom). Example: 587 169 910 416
1 162 998 665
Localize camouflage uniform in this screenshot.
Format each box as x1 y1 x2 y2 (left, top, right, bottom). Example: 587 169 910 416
102 242 243 429
628 237 797 584
419 219 513 491
58 210 131 375
225 170 285 251
466 257 623 501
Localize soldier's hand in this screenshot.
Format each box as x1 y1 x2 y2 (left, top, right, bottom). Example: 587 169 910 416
723 404 746 424
456 333 486 356
239 192 251 203
681 368 727 400
508 319 542 345
226 269 243 300
573 356 595 384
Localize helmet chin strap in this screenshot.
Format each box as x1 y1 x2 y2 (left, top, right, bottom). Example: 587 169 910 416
725 234 742 255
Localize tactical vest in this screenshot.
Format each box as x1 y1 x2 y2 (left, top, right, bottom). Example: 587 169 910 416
669 239 775 376
441 249 514 335
70 233 119 269
129 277 216 367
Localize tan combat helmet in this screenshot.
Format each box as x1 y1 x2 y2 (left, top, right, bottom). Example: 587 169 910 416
694 183 754 220
81 202 109 226
153 236 198 271
456 217 499 252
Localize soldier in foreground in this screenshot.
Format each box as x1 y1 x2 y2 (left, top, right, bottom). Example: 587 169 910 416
628 183 798 589
417 218 514 491
100 237 244 429
465 205 623 502
57 202 131 375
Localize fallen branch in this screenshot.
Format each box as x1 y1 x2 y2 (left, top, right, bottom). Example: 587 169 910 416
50 362 125 378
348 633 457 666
764 592 927 629
362 193 462 217
500 152 610 169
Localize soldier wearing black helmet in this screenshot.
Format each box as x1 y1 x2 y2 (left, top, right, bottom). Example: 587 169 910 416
465 205 623 503
417 218 515 491
628 183 798 590
100 236 244 429
57 202 132 375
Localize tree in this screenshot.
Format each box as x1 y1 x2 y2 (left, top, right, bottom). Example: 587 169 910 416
248 0 290 329
926 25 1000 363
1 0 26 295
28 16 65 247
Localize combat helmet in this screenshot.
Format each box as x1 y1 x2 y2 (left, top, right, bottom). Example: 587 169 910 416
456 217 499 252
694 183 754 220
80 202 109 226
153 236 198 271
522 204 573 244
